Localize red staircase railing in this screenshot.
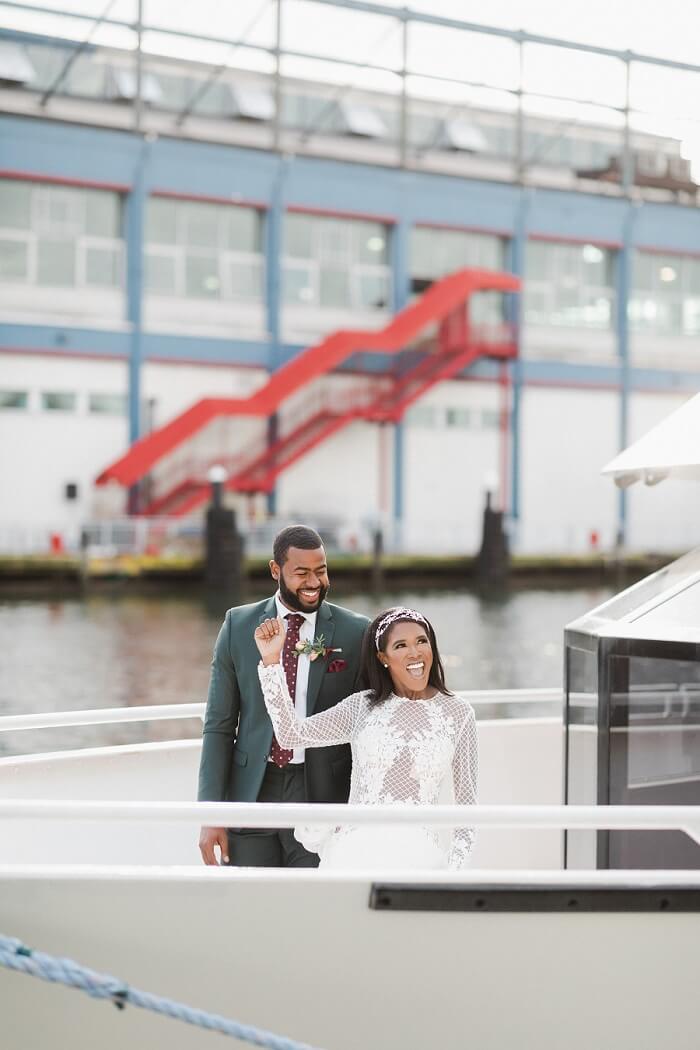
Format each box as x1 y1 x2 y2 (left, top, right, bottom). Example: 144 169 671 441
96 268 520 514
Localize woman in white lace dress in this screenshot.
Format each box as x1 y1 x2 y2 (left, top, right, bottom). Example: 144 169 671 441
255 606 478 871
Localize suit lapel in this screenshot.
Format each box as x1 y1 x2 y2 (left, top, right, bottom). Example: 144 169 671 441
306 601 335 715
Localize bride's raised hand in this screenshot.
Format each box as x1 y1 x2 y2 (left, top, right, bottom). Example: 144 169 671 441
254 616 286 665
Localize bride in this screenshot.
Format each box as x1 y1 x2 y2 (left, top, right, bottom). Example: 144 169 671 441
255 606 478 870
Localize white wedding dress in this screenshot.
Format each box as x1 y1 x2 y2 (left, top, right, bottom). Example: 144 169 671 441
258 663 478 870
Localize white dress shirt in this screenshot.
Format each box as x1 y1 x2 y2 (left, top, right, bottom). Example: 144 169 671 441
273 592 318 763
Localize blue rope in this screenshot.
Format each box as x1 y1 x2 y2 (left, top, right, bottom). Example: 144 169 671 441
0 934 325 1050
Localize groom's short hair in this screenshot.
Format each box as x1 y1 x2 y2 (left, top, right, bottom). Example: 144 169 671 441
273 525 324 566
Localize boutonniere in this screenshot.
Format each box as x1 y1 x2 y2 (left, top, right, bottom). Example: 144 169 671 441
294 635 343 662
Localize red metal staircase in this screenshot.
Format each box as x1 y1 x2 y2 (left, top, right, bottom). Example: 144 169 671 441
96 267 520 515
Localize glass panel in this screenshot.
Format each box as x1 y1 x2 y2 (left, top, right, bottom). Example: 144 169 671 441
283 262 316 304
354 221 388 264
85 191 120 237
0 180 32 229
224 207 260 252
185 254 221 297
0 390 28 409
88 393 127 415
145 252 177 294
223 258 263 302
407 404 438 427
319 267 351 307
181 202 220 248
285 213 314 258
35 187 83 236
565 644 598 868
356 271 389 309
37 239 75 285
85 245 121 286
146 198 178 245
446 407 470 427
42 391 76 411
0 239 29 280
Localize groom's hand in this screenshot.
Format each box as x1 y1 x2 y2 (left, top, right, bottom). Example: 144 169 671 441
254 616 286 665
199 825 229 866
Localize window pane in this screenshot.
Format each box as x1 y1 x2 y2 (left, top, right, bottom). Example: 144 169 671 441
319 268 351 307
0 239 29 280
185 254 221 297
225 207 260 252
224 258 263 302
357 271 389 309
42 391 76 411
181 203 220 248
146 198 178 245
0 390 28 409
355 222 388 264
283 262 316 304
285 213 314 258
146 252 177 294
35 187 84 236
37 239 75 285
407 405 438 426
0 180 32 229
85 245 121 286
446 407 470 427
88 393 127 414
85 191 120 237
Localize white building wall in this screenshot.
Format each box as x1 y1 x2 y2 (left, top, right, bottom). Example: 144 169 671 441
402 380 502 553
518 386 619 554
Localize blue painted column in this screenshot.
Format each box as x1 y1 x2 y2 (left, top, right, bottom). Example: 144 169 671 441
125 137 149 513
507 187 530 529
615 203 635 547
264 155 287 516
391 216 410 544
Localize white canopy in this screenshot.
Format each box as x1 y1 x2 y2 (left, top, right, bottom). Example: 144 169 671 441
601 391 700 488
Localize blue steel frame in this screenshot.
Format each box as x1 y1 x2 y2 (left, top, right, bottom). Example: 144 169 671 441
3 0 700 534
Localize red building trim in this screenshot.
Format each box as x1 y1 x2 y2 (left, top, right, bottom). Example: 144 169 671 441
0 169 131 194
414 219 511 239
151 189 268 211
528 231 622 250
286 203 396 225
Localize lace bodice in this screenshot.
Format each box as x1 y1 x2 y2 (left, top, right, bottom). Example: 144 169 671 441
258 662 478 869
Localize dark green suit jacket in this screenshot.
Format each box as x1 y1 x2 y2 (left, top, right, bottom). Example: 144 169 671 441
197 596 370 805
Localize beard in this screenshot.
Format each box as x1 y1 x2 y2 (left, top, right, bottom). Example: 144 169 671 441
278 574 329 612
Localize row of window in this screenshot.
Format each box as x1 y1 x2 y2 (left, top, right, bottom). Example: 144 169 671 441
0 390 127 414
406 404 501 429
2 179 700 334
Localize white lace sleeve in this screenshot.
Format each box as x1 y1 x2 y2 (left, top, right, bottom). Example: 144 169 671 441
447 706 478 870
258 662 363 748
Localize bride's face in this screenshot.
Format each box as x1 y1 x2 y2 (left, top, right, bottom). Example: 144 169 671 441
378 621 434 696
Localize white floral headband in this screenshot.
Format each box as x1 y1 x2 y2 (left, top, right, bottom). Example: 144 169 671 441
375 607 429 650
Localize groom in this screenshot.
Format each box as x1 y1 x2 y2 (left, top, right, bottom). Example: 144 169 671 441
198 524 370 867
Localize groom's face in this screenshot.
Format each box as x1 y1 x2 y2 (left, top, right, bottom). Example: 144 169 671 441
271 546 329 613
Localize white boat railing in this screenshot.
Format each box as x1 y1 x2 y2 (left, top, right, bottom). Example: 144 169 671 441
0 689 563 733
0 800 699 842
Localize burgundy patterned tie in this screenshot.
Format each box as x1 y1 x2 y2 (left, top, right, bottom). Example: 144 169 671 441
269 612 305 768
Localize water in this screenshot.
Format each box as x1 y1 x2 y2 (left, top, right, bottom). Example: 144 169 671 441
0 585 612 756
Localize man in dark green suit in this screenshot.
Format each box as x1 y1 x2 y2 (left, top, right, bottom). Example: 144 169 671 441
198 524 370 867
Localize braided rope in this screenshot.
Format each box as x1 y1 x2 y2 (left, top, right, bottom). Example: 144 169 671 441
0 934 325 1050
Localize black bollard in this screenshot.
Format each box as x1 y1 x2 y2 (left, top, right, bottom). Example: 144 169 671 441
371 526 384 593
205 471 244 598
475 490 509 584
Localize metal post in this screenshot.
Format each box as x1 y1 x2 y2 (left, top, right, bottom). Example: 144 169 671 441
126 139 148 513
508 36 528 528
134 0 143 132
273 0 283 152
616 55 634 549
398 9 408 169
265 155 287 515
515 32 525 182
390 217 410 542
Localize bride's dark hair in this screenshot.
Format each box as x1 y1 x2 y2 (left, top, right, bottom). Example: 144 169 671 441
357 608 452 704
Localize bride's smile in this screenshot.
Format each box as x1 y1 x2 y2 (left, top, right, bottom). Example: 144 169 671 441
379 622 436 700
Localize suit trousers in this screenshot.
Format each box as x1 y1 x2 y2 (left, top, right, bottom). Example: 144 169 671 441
226 762 320 868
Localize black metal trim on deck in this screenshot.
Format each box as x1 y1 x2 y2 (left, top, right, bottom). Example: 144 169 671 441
369 883 700 912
